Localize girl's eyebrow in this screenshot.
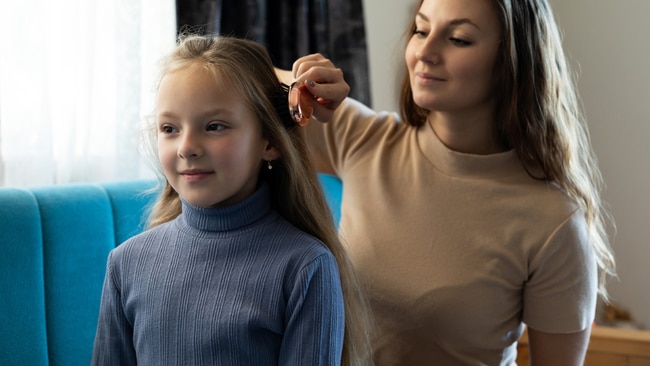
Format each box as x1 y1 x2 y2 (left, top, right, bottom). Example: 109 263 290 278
416 12 481 30
197 108 235 118
156 107 235 120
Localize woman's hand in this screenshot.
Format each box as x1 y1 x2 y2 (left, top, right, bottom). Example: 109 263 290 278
275 54 349 122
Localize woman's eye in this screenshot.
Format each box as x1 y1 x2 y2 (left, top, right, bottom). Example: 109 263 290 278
450 37 471 46
413 28 428 37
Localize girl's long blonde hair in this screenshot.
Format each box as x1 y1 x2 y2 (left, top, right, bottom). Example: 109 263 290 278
400 0 616 299
146 35 372 366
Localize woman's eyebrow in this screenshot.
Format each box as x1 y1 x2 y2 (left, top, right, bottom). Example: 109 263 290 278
449 18 481 30
416 12 481 30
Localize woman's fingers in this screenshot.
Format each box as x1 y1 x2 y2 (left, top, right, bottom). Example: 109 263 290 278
291 53 334 79
290 54 349 122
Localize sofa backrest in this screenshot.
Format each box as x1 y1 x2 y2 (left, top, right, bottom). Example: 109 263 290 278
0 180 159 365
0 175 343 366
1 187 49 365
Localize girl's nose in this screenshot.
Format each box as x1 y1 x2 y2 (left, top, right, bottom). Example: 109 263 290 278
177 132 203 159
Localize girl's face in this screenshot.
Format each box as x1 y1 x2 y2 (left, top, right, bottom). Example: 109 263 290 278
156 63 278 208
405 0 502 115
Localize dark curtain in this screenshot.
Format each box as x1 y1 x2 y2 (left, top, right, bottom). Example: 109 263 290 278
175 0 371 105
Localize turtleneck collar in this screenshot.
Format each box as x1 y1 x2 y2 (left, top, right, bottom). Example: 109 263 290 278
416 120 523 179
179 183 272 232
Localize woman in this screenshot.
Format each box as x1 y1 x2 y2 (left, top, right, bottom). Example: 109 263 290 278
278 0 616 364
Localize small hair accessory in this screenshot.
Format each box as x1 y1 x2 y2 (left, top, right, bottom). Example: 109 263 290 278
267 160 273 170
288 81 314 126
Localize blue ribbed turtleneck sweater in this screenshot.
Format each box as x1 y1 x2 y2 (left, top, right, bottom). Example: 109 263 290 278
92 184 344 365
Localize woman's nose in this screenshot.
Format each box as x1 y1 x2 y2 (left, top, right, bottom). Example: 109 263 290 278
416 35 442 65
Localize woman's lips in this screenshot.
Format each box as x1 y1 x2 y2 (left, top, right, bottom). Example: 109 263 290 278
416 72 446 85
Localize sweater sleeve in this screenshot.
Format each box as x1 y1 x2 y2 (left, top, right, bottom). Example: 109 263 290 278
523 210 598 333
320 97 400 176
91 250 137 366
278 252 345 366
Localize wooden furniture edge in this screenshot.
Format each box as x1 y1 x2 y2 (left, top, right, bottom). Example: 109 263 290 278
518 326 650 358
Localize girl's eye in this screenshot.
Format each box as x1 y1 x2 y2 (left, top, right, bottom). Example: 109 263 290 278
159 125 176 133
207 122 225 131
450 37 472 46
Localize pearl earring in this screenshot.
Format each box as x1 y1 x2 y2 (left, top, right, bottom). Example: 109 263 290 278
267 160 272 170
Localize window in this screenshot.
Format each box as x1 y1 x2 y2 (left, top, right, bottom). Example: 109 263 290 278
0 0 176 187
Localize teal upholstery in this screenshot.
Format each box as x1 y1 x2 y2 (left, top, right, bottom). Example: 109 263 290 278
0 188 49 366
318 173 343 227
35 185 120 365
0 175 342 365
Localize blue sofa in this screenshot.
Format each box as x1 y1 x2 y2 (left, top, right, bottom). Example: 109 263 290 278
0 175 342 366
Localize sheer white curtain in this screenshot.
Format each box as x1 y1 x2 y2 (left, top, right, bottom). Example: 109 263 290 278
0 0 176 187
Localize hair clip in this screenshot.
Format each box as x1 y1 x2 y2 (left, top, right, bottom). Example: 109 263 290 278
288 81 314 126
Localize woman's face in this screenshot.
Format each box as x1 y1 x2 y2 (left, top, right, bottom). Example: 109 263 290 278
405 0 502 115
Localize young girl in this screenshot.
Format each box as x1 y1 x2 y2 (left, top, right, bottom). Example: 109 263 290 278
92 35 371 366
278 0 617 364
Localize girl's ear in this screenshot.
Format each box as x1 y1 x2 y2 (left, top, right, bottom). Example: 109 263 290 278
263 143 281 161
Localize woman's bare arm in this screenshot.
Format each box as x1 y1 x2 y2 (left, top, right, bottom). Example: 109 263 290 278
527 326 590 366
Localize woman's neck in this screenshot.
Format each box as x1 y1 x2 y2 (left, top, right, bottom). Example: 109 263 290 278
427 111 507 155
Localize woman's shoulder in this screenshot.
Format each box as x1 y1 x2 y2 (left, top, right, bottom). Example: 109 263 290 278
503 175 586 241
530 178 580 212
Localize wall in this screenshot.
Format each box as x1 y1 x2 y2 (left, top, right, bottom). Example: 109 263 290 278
550 0 650 329
361 0 650 328
360 0 412 113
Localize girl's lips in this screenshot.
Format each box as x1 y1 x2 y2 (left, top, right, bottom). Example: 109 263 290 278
180 170 214 182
